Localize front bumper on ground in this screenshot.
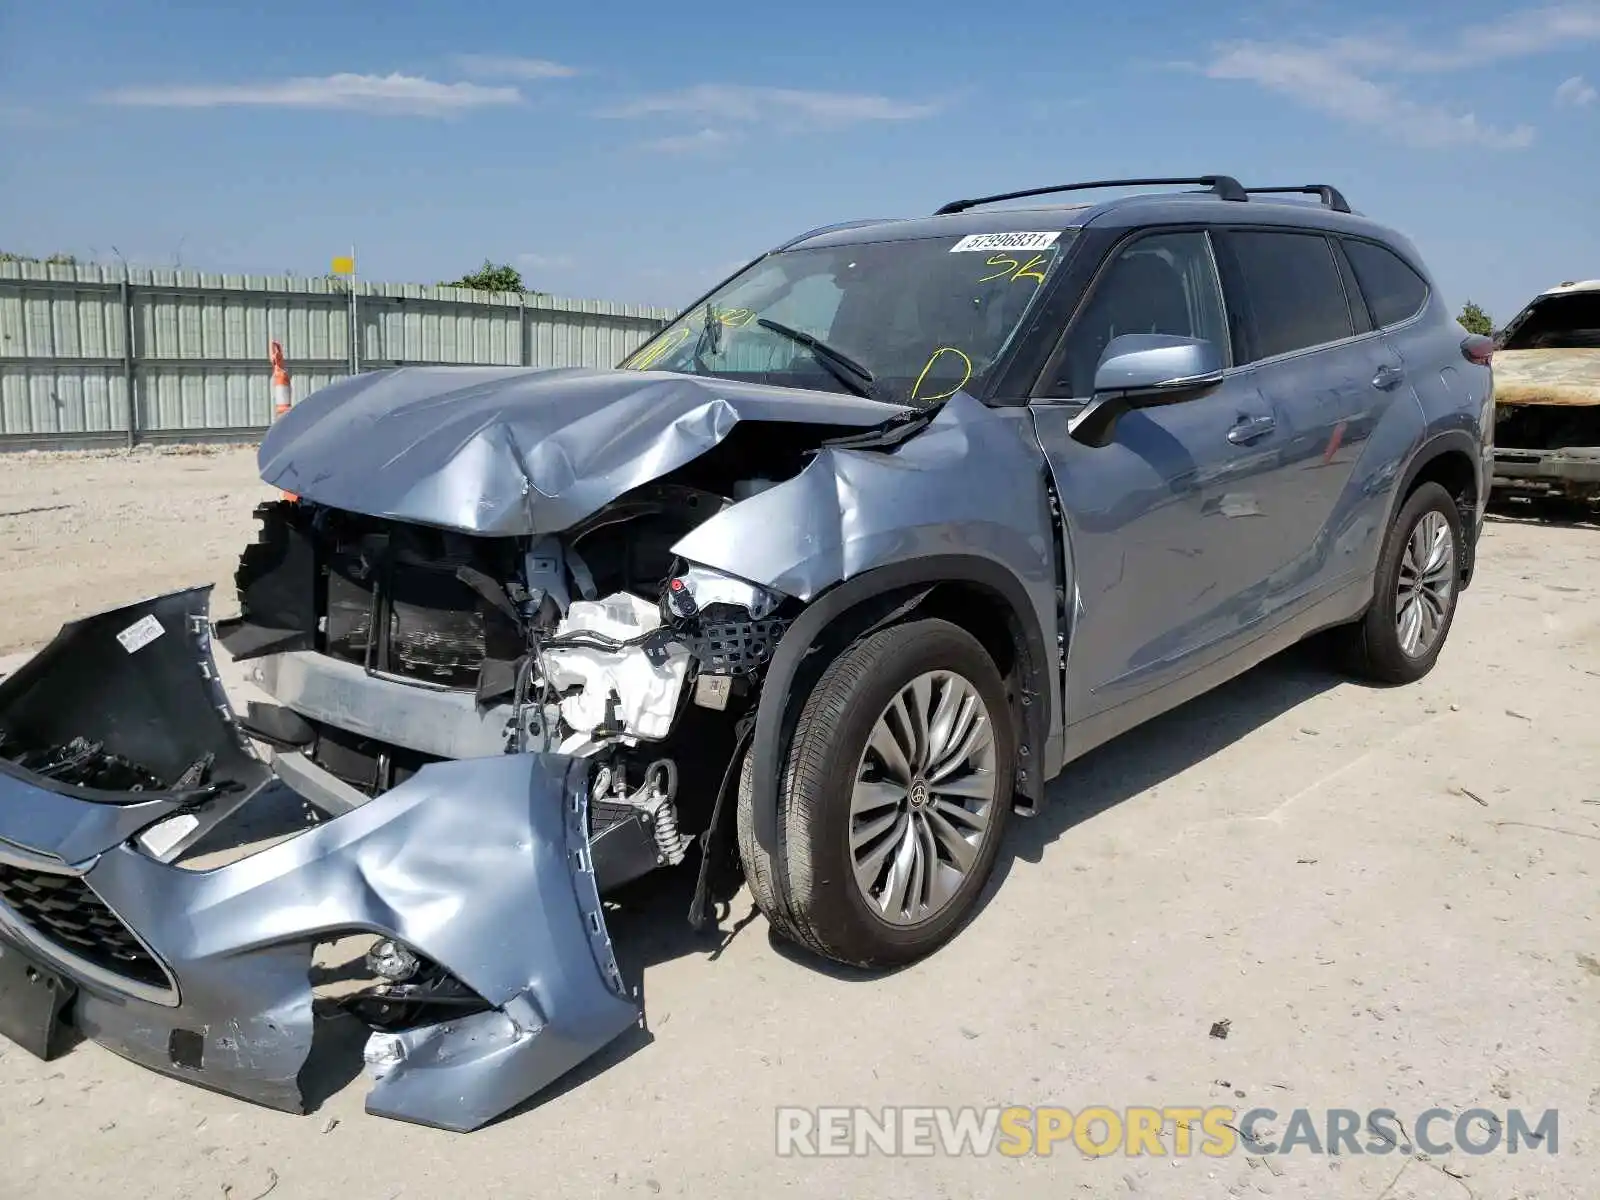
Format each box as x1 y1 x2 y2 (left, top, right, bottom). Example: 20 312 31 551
0 588 639 1132
1492 445 1600 500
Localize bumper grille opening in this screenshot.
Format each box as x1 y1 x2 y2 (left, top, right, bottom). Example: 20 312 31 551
0 864 168 991
320 520 522 690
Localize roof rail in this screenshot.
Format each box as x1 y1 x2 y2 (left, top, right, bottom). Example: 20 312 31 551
1242 185 1351 214
933 176 1248 216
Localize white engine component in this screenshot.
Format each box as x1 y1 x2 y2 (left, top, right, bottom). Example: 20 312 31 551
541 592 689 742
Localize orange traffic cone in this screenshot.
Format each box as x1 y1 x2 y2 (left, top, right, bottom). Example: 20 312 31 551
270 340 298 501
270 340 292 420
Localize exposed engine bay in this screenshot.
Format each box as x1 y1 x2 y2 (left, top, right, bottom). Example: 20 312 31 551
1490 283 1600 510
214 461 805 902
0 364 1045 1133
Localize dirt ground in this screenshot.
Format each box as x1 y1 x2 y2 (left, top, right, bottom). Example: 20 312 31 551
0 447 1595 1200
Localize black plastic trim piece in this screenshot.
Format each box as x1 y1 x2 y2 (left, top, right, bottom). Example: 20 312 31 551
1242 185 1352 213
935 176 1249 216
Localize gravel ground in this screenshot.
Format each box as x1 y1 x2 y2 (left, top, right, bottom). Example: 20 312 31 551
0 446 278 655
0 448 1595 1199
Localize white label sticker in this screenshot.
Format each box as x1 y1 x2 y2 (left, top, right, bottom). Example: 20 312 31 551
949 231 1061 254
116 614 165 654
137 813 200 859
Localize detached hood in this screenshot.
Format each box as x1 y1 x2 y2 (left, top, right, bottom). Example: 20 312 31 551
1493 349 1600 407
258 366 906 536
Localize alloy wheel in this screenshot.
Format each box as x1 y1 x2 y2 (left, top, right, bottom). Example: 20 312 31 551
1395 509 1456 658
847 671 999 926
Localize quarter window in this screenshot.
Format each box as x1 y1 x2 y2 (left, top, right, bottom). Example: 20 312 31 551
1049 231 1229 398
1343 239 1429 328
1223 231 1354 362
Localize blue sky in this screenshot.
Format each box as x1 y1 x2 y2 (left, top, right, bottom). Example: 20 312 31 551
1 0 1597 325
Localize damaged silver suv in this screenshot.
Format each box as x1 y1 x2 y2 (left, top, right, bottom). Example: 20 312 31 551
0 176 1493 1131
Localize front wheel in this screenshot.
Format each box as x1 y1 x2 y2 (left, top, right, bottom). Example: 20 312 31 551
736 618 1015 968
1335 481 1464 685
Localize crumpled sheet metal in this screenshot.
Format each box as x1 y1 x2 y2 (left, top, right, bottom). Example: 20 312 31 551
671 393 1064 853
258 366 903 536
671 393 1058 607
0 592 638 1132
80 754 635 1130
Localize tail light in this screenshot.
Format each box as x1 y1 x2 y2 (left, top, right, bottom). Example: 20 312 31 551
1461 334 1494 366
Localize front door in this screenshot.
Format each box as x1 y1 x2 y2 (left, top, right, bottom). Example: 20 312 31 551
1027 229 1292 727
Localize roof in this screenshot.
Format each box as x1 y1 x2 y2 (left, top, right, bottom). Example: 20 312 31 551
1539 279 1600 297
782 188 1405 254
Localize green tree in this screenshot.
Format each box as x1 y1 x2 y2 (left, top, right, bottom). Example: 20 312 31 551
1457 300 1493 336
444 260 526 293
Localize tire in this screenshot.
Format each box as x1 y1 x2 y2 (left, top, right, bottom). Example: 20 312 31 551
1336 481 1464 685
737 618 1015 968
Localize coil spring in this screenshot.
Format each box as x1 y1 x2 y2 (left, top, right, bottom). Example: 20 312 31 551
652 801 683 863
645 759 685 864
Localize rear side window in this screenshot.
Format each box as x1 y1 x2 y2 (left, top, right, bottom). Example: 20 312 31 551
1223 231 1354 362
1343 239 1429 328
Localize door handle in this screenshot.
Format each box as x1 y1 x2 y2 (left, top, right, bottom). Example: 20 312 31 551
1372 363 1405 390
1227 413 1276 445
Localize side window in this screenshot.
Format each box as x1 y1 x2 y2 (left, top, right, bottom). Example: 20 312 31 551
1222 231 1354 362
1342 239 1430 328
1049 231 1229 398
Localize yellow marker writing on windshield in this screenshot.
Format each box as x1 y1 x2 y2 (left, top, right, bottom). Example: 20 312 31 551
625 325 692 370
978 252 1052 285
912 346 973 403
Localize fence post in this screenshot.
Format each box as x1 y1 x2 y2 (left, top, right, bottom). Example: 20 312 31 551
120 278 137 450
520 296 531 367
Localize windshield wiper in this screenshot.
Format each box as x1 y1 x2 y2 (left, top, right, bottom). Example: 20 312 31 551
756 317 876 399
692 302 723 372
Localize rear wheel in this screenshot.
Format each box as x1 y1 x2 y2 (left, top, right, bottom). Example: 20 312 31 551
737 618 1015 968
1336 481 1464 684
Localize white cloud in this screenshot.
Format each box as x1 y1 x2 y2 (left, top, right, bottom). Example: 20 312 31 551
101 73 520 116
636 127 736 153
1198 4 1600 147
1432 3 1600 68
601 83 939 127
1555 74 1598 106
452 54 581 79
1204 41 1535 149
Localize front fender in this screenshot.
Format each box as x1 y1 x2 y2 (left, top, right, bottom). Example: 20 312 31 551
669 395 1060 854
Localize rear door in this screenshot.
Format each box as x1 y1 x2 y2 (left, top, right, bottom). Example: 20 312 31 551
1341 233 1459 423
1212 228 1403 610
1028 228 1288 723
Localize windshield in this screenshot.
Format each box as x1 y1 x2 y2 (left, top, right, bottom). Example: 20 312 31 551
620 230 1076 406
1499 292 1600 351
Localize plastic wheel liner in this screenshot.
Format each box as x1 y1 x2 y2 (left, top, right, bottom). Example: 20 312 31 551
0 587 639 1132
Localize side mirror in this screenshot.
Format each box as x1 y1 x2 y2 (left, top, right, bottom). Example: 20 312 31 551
1068 334 1226 448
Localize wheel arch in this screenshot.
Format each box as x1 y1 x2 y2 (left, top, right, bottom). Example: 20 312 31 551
745 556 1051 857
1389 430 1482 588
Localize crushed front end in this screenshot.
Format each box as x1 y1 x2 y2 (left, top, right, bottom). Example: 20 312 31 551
0 588 642 1131
0 466 808 1131
1489 286 1600 511
0 366 935 1128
